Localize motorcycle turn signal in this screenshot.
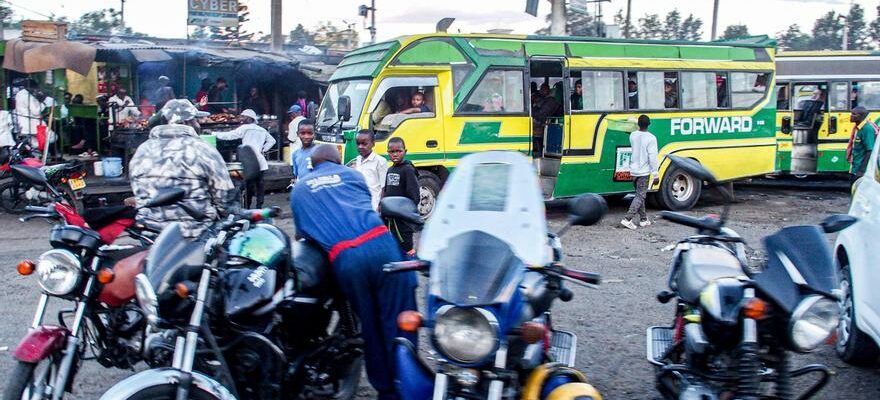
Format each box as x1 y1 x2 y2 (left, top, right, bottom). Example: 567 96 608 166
397 311 423 333
17 259 35 276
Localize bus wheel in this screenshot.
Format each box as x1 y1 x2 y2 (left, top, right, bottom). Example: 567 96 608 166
656 165 701 211
417 171 441 217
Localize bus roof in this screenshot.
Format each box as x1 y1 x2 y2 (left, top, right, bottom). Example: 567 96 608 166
776 51 880 80
332 33 776 82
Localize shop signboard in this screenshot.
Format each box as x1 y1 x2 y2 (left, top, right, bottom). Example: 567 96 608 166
188 0 239 28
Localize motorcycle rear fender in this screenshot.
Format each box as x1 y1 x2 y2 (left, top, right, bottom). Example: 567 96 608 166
13 325 69 363
393 338 434 400
97 368 235 400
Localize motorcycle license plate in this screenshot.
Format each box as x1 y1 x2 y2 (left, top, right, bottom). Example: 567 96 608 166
68 178 86 191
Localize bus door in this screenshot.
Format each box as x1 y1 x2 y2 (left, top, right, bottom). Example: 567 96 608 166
789 81 828 173
824 81 854 172
528 57 566 198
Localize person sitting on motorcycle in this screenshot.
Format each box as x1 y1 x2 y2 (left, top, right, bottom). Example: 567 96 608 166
290 144 418 400
129 99 236 238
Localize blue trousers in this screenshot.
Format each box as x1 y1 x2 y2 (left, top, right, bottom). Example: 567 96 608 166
332 233 418 400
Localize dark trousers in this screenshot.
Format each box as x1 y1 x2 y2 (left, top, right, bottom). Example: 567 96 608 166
385 217 414 255
332 233 418 400
625 175 650 221
245 170 265 208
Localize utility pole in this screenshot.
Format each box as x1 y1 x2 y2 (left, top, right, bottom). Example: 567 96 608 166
839 14 849 50
359 1 377 44
624 0 632 38
120 0 126 31
711 0 719 40
550 0 566 36
270 0 282 52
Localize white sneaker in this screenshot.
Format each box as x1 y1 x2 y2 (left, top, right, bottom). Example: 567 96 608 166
639 219 652 227
620 219 637 230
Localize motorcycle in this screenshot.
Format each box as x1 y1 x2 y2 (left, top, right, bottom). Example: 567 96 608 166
0 150 86 214
3 164 166 400
0 139 43 179
100 189 364 400
383 151 605 400
646 155 855 400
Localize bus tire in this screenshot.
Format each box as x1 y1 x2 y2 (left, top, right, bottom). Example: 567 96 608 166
417 170 441 217
656 164 701 211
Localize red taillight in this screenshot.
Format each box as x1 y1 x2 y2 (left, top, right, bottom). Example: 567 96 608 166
69 171 85 179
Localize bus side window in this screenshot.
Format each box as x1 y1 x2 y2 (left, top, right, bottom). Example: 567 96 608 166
829 82 850 111
854 81 880 109
631 71 667 110
574 71 623 112
730 72 770 109
681 72 719 110
460 70 525 114
716 73 730 108
776 84 790 110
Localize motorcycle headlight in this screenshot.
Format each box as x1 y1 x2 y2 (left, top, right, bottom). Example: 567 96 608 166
135 274 159 326
433 306 498 364
36 249 81 295
790 295 839 352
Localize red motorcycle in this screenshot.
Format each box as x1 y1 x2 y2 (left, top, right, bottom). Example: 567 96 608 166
0 142 86 214
3 164 163 400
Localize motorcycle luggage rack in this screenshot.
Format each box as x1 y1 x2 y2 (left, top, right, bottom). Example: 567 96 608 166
548 329 577 367
647 326 674 366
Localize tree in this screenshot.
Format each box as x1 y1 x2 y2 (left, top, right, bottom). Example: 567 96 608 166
777 24 812 51
289 24 315 45
870 6 880 47
69 8 143 37
662 10 681 40
312 21 359 51
680 14 704 41
637 13 664 39
847 3 870 50
613 9 634 39
720 24 750 40
536 8 598 36
811 11 843 50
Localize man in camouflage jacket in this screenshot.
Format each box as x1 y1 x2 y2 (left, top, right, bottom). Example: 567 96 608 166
130 99 235 238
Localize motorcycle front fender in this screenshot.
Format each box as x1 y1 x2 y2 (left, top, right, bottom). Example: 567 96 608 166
393 338 434 400
97 368 236 400
13 325 69 363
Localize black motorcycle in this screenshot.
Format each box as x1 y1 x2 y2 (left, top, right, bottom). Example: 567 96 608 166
647 156 855 400
99 189 363 400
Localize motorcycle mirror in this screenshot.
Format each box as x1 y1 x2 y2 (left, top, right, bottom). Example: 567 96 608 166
11 164 48 187
379 196 423 226
144 188 186 209
236 144 261 182
567 194 608 227
820 214 858 233
667 155 719 186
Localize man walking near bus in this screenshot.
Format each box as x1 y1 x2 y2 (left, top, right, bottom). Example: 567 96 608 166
847 106 878 186
622 115 659 230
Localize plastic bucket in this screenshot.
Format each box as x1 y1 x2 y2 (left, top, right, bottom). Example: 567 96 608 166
200 134 217 147
102 157 123 177
93 161 104 176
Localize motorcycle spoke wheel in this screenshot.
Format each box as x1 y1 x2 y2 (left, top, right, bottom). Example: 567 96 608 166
2 357 60 400
0 181 26 213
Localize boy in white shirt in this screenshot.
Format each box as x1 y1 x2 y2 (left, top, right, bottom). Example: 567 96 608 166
353 132 388 210
622 115 659 230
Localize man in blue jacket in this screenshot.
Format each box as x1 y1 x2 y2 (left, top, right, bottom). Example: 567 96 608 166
290 144 417 400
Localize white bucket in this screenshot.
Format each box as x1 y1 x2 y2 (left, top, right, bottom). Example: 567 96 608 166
93 160 104 176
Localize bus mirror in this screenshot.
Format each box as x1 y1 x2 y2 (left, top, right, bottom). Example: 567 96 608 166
337 96 352 122
781 116 792 134
829 116 838 134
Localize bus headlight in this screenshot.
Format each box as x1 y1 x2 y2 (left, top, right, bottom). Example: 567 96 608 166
135 274 159 326
790 295 839 352
36 249 81 295
434 307 498 364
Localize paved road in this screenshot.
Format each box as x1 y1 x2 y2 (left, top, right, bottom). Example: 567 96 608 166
1 187 879 399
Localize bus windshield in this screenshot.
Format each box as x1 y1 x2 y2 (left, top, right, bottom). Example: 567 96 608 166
316 79 372 129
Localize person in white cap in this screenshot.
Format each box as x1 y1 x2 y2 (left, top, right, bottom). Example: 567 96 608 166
214 109 276 208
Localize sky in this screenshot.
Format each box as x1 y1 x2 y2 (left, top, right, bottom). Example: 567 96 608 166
2 0 873 43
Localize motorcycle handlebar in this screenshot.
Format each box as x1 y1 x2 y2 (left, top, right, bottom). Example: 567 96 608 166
235 206 281 222
24 205 55 214
660 211 721 232
562 268 601 285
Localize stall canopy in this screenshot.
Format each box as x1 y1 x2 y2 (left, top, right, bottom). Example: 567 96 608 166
3 38 96 75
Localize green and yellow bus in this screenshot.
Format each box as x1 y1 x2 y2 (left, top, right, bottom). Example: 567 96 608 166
313 33 778 213
775 51 880 175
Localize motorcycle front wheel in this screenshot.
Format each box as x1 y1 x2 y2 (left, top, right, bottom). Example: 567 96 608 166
0 180 26 213
3 357 60 400
118 384 221 400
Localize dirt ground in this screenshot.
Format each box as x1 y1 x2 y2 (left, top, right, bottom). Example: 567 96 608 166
1 183 879 399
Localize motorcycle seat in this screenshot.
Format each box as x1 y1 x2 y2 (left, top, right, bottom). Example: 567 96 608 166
82 205 137 230
675 247 745 304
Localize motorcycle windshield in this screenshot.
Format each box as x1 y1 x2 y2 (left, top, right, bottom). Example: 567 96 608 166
145 222 206 293
429 231 524 306
227 224 287 266
753 225 837 313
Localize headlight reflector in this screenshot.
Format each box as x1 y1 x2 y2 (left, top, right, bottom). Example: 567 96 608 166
790 295 839 352
433 307 498 364
135 274 159 326
36 249 81 295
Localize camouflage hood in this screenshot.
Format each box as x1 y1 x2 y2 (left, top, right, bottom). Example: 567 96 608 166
149 123 199 140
